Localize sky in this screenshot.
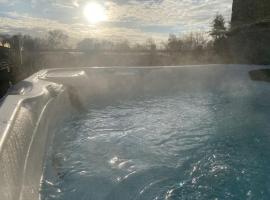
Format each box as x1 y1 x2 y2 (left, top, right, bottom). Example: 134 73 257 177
0 0 233 43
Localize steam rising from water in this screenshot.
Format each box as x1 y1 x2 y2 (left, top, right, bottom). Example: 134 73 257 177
41 73 270 199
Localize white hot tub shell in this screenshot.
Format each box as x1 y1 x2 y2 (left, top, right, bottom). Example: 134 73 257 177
0 65 268 200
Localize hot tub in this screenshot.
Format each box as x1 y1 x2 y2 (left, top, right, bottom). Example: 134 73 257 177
1 65 270 200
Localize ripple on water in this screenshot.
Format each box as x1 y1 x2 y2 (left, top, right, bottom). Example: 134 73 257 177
41 91 270 200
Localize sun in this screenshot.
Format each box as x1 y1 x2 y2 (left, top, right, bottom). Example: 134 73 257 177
84 2 107 24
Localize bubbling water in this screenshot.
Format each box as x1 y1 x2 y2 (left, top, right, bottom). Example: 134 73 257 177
41 86 270 200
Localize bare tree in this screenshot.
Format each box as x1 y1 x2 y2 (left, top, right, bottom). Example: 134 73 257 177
145 38 157 52
113 40 130 51
77 38 96 51
47 30 69 49
166 34 182 52
182 32 208 51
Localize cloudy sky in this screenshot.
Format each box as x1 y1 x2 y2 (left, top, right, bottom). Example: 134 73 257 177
0 0 233 42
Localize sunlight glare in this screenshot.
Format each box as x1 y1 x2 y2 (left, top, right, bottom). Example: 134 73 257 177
84 2 107 24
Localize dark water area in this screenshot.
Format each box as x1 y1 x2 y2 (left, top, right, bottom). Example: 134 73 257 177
41 80 270 200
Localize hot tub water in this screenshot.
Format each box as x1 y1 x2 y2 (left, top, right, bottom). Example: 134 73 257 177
41 85 270 200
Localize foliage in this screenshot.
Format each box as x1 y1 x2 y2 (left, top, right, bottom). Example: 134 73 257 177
209 14 230 61
210 14 227 40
